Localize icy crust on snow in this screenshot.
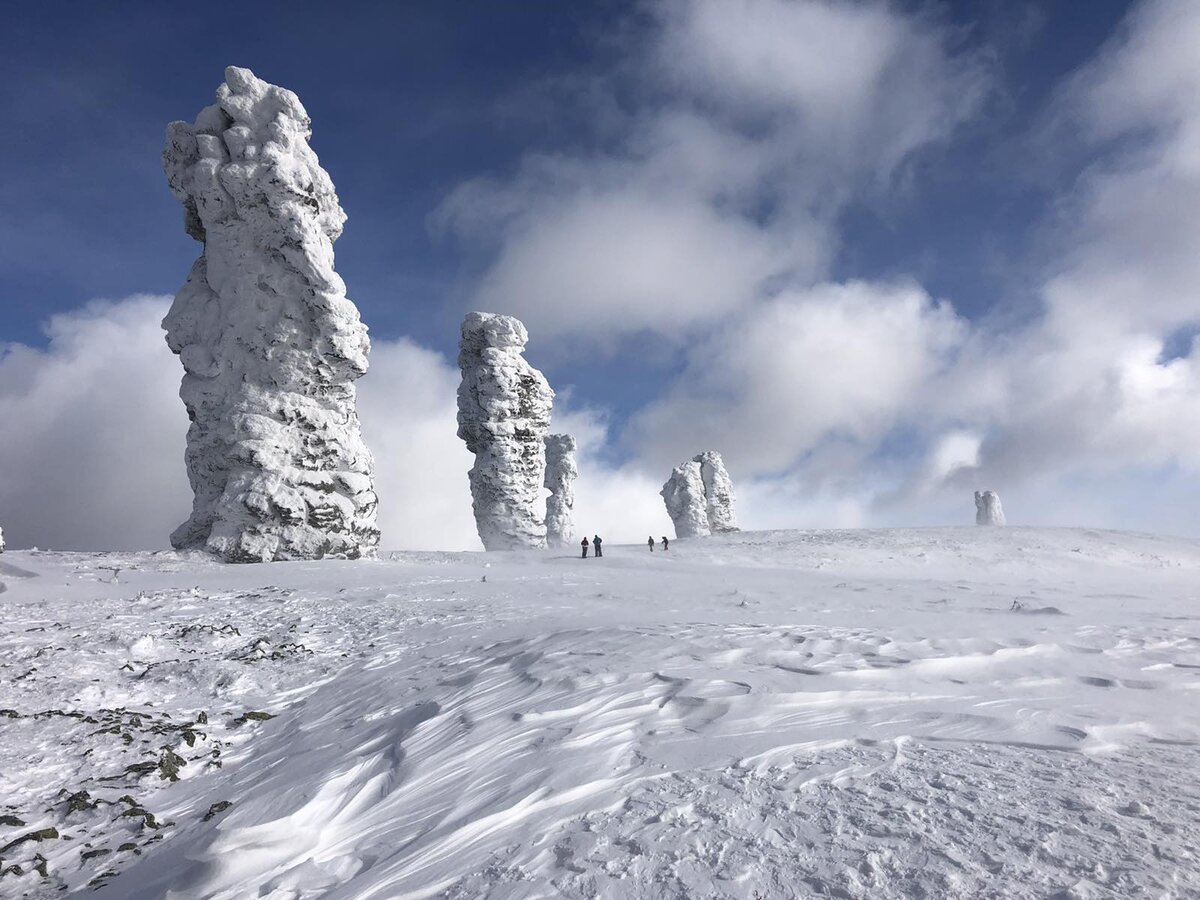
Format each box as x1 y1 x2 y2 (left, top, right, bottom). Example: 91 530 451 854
2 528 1199 898
662 451 738 538
543 434 577 548
975 489 1005 526
456 312 554 550
696 449 738 533
661 460 710 538
161 66 379 563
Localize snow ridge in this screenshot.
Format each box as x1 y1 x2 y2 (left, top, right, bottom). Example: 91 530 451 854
161 66 379 563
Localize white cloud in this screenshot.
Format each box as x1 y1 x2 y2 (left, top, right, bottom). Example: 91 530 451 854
435 0 986 343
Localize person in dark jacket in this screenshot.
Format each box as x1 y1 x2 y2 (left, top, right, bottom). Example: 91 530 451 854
593 535 603 558
647 536 655 552
581 536 589 559
661 536 669 551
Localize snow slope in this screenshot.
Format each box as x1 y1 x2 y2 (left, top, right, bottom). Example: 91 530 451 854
1 528 1198 898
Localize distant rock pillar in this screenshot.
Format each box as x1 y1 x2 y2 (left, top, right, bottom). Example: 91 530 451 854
456 312 554 550
975 490 1005 526
695 450 738 533
544 434 578 548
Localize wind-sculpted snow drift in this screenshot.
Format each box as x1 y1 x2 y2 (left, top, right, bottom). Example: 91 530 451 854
544 434 577 548
975 490 1005 526
161 66 379 563
662 451 739 538
456 312 554 550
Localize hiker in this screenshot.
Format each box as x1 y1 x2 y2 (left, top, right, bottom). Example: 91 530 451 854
581 536 589 559
593 534 603 558
648 536 655 552
661 536 669 551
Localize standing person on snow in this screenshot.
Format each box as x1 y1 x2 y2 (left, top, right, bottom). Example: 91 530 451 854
593 534 603 558
581 536 589 559
661 536 669 551
648 536 655 552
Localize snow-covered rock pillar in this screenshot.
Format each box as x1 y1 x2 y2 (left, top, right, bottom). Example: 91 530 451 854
661 461 711 538
456 312 554 550
975 490 1005 526
162 66 380 563
0 525 5 553
544 434 577 548
695 450 738 533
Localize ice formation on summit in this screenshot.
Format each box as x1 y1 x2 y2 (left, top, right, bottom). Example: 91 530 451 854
975 490 1005 526
544 434 577 548
456 312 554 550
0 525 5 553
161 66 379 563
695 450 739 533
661 461 711 539
662 451 739 538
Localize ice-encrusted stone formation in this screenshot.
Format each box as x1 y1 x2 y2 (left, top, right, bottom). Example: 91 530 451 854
162 66 379 563
544 434 578 548
975 490 1005 526
456 312 554 550
695 450 739 533
662 451 739 538
0 525 5 553
661 461 711 538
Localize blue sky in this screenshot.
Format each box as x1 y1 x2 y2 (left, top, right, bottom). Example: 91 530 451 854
3 0 1200 550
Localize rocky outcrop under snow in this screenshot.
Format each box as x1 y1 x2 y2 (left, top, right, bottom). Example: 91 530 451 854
456 312 554 550
661 461 711 538
695 450 738 533
975 490 1005 526
544 434 577 548
662 451 739 539
162 66 379 563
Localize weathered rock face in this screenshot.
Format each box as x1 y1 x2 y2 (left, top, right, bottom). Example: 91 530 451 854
0 525 5 553
695 450 738 533
661 461 711 538
975 490 1005 526
544 434 578 548
662 451 739 538
162 66 379 563
456 312 554 550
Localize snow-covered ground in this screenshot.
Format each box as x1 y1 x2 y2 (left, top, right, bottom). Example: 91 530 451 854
1 527 1198 898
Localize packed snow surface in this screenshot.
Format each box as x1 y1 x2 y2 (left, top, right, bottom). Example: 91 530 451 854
1 527 1198 898
162 66 379 562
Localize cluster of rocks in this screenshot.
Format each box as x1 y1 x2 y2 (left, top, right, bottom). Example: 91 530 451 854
162 67 379 563
661 451 739 539
151 67 1012 564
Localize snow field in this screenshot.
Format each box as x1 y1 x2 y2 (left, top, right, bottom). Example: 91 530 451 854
1 527 1198 898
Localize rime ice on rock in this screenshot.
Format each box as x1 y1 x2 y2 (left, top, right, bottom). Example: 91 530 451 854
544 434 578 548
161 66 379 563
662 451 739 539
661 461 711 538
695 450 738 533
0 525 5 553
456 312 554 551
975 490 1005 526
